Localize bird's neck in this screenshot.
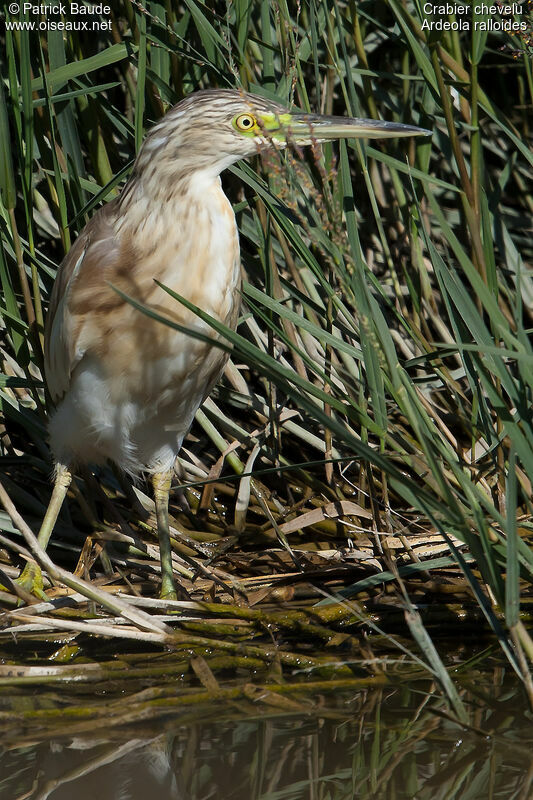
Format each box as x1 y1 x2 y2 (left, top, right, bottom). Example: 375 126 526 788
121 159 223 204
116 164 227 247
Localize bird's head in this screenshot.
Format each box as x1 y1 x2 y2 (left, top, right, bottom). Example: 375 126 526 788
131 89 430 198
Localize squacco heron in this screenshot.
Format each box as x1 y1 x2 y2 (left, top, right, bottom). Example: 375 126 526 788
27 89 429 600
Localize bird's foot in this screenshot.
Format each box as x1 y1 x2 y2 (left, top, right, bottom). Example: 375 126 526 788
14 562 48 602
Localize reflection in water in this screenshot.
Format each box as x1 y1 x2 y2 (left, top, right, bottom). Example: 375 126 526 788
1 680 532 800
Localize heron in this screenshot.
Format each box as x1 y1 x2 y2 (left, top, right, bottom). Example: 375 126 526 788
22 89 429 600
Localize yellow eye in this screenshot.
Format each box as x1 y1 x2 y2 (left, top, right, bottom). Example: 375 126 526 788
234 113 256 132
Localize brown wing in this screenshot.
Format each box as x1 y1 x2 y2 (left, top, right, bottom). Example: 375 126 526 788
44 201 121 403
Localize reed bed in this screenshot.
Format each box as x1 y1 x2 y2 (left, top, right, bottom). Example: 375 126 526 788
0 0 532 713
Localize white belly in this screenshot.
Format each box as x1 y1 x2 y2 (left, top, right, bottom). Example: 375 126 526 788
49 335 228 475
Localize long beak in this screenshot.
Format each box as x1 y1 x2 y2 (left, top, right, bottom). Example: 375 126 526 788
272 113 431 142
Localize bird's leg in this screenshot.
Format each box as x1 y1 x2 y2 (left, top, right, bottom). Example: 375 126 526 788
152 470 177 601
17 463 72 598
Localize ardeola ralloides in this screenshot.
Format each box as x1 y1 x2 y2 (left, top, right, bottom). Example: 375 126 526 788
28 89 429 600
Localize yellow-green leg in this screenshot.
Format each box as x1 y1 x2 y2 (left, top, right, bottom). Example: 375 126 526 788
17 463 72 598
152 471 177 600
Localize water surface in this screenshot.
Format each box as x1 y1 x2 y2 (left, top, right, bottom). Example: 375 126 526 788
1 663 531 800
